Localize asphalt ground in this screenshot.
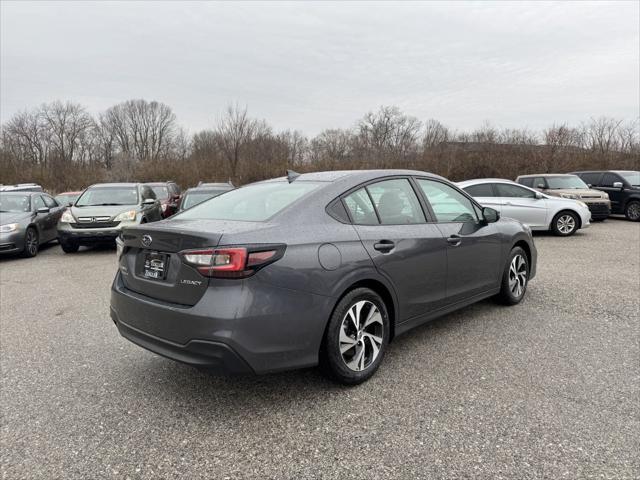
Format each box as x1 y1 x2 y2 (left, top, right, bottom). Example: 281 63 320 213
1 219 639 479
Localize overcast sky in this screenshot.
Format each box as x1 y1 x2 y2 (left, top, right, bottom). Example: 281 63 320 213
1 1 638 135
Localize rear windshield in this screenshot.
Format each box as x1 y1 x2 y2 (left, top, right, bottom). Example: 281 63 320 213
76 186 139 206
177 182 321 221
150 186 169 199
545 176 588 189
182 190 227 209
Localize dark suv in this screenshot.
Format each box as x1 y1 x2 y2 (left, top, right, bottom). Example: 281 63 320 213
146 181 182 218
571 171 640 221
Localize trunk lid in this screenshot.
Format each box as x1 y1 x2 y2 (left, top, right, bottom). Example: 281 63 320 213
118 219 264 305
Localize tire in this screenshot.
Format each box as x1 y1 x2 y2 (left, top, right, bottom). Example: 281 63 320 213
551 211 579 236
624 200 640 222
60 239 79 253
496 246 529 306
21 227 39 258
320 288 390 385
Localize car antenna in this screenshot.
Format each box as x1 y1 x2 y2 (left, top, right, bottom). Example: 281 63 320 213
286 170 301 183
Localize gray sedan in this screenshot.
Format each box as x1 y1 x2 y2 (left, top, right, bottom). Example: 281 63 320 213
111 170 537 384
0 191 65 257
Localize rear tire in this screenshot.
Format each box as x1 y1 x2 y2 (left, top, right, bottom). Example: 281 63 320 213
60 240 79 253
551 211 579 236
21 227 39 258
320 288 390 385
624 200 640 222
496 246 529 305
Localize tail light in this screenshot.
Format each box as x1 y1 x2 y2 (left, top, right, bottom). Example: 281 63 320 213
180 245 285 278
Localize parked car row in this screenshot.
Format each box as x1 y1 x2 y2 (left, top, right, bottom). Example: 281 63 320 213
0 180 235 257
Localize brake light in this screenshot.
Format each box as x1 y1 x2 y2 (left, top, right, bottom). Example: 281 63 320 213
180 246 284 278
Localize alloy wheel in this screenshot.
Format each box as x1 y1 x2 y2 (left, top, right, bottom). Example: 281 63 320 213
557 215 576 234
627 202 640 221
26 230 38 256
339 300 384 372
509 254 527 298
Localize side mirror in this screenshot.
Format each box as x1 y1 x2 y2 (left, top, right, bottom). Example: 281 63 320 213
142 198 156 206
482 207 500 224
534 192 544 199
612 182 623 189
37 207 50 214
536 184 546 189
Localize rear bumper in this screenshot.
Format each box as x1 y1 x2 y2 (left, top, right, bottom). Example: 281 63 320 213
111 310 254 374
110 272 334 374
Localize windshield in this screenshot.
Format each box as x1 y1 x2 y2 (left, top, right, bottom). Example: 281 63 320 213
76 186 139 206
150 186 169 199
177 182 321 221
55 194 80 205
0 194 30 213
181 191 226 210
617 171 640 187
546 176 589 189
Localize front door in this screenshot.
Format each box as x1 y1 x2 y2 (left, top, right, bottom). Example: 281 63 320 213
344 178 448 322
415 178 503 304
494 183 548 229
597 172 625 213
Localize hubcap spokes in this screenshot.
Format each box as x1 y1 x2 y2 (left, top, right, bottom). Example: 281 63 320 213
27 232 37 254
628 204 640 220
340 300 383 372
508 254 527 297
558 215 575 234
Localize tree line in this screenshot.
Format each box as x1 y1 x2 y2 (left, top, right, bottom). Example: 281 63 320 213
1 99 638 193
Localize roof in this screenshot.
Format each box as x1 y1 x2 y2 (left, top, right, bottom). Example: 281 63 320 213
517 173 576 178
456 178 518 187
87 183 140 188
262 169 444 183
144 181 175 186
185 186 233 193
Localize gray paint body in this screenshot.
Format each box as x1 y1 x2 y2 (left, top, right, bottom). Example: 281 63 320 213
110 170 537 374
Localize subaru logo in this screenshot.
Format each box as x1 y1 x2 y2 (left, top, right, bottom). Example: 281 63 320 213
141 235 152 247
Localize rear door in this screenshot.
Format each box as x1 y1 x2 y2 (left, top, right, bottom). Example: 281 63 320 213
416 178 503 304
495 183 548 228
344 178 448 321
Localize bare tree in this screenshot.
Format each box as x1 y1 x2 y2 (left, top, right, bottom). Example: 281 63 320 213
215 104 264 178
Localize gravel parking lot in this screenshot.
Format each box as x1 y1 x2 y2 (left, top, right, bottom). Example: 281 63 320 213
1 219 639 479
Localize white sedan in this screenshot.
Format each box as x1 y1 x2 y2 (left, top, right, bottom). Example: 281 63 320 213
457 178 591 236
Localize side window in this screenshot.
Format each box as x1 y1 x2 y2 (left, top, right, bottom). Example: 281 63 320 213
495 184 536 198
579 172 602 186
518 177 534 187
42 195 58 208
464 183 495 197
343 188 378 225
32 195 46 211
532 177 547 189
366 179 426 225
417 179 478 223
601 173 620 187
141 186 156 200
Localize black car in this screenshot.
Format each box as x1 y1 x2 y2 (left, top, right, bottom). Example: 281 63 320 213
571 171 640 221
179 183 235 211
146 181 182 218
0 191 65 257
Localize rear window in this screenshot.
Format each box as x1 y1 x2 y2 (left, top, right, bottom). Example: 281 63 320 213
464 183 495 197
176 182 321 221
76 186 139 206
150 186 169 199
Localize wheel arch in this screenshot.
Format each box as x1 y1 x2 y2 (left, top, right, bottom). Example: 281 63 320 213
550 208 582 230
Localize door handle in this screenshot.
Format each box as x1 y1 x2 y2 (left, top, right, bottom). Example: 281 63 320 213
505 201 513 206
373 240 395 253
447 235 462 246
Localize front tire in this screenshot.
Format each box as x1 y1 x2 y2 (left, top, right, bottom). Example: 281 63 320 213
21 227 39 258
320 288 390 385
551 211 579 236
624 200 640 221
496 246 529 305
60 239 79 253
